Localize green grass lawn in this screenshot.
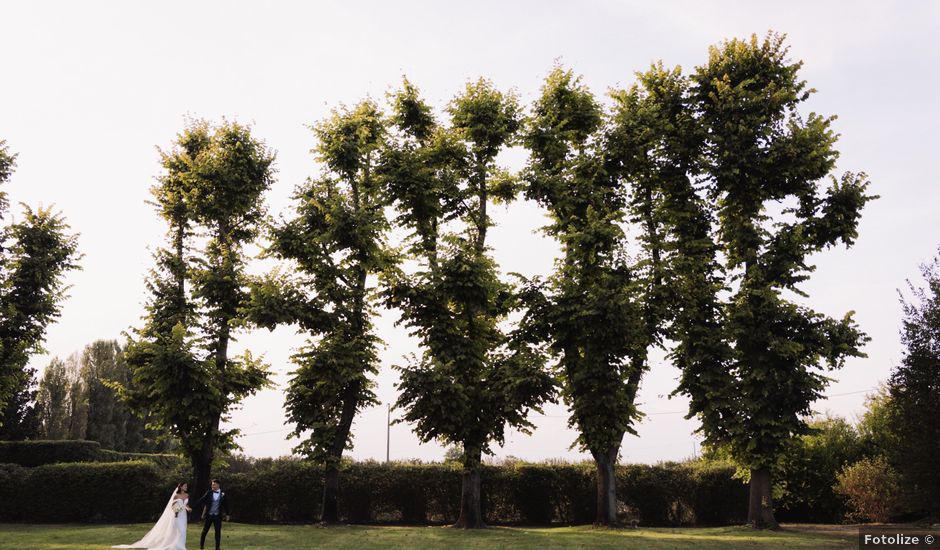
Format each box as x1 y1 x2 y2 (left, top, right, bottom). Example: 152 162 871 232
0 523 856 549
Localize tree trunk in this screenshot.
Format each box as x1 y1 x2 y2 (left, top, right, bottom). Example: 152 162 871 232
319 379 363 524
454 443 485 528
192 451 212 517
593 448 619 525
321 464 341 523
747 467 779 529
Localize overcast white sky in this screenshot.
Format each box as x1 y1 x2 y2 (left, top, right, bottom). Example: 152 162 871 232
2 1 938 464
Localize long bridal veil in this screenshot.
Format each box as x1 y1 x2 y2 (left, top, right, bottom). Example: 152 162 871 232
112 489 179 549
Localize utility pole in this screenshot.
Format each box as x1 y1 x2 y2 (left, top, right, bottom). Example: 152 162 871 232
386 403 391 463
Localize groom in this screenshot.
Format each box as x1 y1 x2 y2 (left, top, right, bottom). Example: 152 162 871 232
193 479 230 550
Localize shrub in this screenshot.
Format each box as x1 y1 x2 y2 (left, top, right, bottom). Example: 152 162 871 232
97 449 184 469
225 457 321 523
0 463 28 519
0 461 170 522
0 440 101 466
835 456 903 523
684 461 749 525
775 416 864 523
220 459 742 526
1 457 747 525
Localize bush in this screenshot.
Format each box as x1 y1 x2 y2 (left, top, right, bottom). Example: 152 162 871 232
97 449 184 470
835 456 903 523
0 461 171 522
0 456 746 525
0 440 101 466
0 463 28 519
225 458 322 523
775 416 864 523
220 459 743 526
684 461 749 525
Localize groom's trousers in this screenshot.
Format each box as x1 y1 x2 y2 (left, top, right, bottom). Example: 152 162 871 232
200 514 222 550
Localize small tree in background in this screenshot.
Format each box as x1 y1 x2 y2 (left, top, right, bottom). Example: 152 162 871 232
383 79 555 528
835 456 902 523
774 416 863 522
36 358 70 439
36 355 86 440
886 250 940 517
0 140 80 429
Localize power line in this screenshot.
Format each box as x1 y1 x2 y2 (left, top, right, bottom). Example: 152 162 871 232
240 427 291 437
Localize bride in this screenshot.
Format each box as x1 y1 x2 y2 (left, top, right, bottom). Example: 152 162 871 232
114 482 191 550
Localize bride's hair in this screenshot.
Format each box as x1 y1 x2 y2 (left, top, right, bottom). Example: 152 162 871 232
175 482 188 494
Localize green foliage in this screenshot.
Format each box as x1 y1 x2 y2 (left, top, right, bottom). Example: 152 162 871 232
0 141 14 227
218 459 744 526
0 140 80 422
52 340 172 452
666 33 874 478
522 67 673 468
95 448 184 469
0 439 101 466
834 456 903 523
856 253 940 518
0 460 169 523
856 387 899 457
251 101 391 467
0 454 748 526
0 438 182 469
382 79 555 478
122 120 274 494
0 365 40 440
36 357 73 439
774 416 863 522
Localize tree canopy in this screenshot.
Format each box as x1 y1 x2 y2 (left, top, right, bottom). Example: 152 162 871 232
0 140 80 428
670 33 874 528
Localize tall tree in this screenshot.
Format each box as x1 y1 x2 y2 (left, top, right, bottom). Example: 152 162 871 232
520 67 669 524
66 355 88 440
671 34 874 528
0 140 80 424
36 354 87 440
80 339 167 451
187 120 274 498
81 340 127 449
383 79 555 528
123 121 273 499
248 100 392 522
37 358 71 439
889 250 940 516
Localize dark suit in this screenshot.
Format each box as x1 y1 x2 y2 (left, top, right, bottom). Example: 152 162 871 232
193 489 229 550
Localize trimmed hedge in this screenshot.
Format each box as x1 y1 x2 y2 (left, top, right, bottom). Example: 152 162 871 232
98 449 184 470
222 459 747 526
0 440 102 467
0 456 747 525
0 461 170 523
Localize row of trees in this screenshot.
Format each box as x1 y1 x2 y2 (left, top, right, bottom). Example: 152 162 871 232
29 340 171 452
120 33 873 529
0 338 170 453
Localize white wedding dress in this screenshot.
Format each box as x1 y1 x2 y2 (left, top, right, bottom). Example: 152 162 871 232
113 490 188 550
